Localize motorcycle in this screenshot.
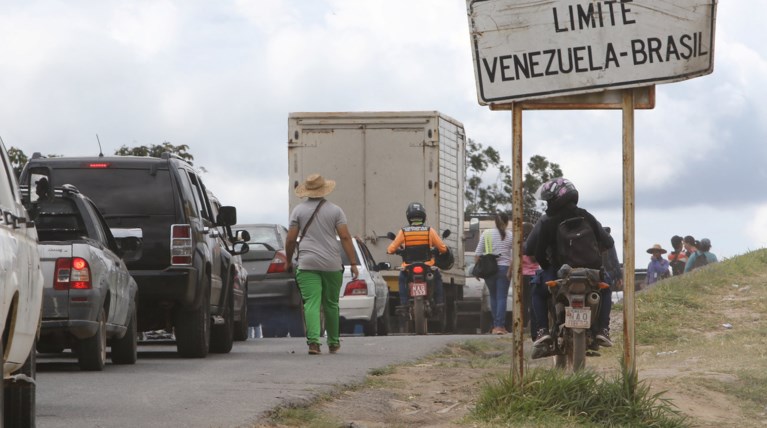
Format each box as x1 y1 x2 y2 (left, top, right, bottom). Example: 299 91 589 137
544 264 610 371
386 230 452 335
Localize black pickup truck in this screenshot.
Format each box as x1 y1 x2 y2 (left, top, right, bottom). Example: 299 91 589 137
22 153 249 358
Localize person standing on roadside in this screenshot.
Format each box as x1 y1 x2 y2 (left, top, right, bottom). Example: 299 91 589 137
685 238 718 272
521 222 540 339
668 235 687 276
285 174 359 355
475 212 513 335
645 244 671 286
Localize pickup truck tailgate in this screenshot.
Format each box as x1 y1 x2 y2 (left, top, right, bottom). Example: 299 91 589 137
39 243 73 318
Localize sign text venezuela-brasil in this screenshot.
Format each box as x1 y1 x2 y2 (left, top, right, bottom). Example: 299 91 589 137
467 0 717 104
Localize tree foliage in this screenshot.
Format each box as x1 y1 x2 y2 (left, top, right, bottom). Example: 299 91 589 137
465 140 562 223
465 139 512 215
7 147 28 179
115 141 194 163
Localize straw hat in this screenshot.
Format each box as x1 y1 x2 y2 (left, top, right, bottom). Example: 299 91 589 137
295 173 336 198
646 244 667 254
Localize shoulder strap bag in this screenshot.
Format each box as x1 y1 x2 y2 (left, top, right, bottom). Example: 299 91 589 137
295 199 326 262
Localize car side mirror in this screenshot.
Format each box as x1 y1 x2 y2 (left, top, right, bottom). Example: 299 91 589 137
231 241 249 255
217 206 237 226
235 229 251 242
386 231 396 240
377 262 392 271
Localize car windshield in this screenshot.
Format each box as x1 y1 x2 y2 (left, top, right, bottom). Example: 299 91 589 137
243 225 283 250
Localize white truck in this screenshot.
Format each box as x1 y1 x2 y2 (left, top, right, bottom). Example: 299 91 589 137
1 140 44 427
288 111 482 333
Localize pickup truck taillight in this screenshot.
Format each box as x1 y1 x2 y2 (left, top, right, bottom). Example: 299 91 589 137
266 251 288 274
54 257 92 290
171 224 193 265
343 280 368 296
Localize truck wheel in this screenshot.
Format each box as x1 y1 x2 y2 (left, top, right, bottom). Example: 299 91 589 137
4 340 36 428
376 298 390 336
175 284 211 358
210 290 234 354
233 290 249 341
363 301 378 336
78 308 107 371
111 304 138 364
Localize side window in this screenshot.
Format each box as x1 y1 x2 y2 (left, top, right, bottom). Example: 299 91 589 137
85 199 118 250
187 171 213 223
178 168 206 220
358 240 375 271
81 200 108 245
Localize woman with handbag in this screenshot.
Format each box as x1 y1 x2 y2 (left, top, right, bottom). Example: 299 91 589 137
474 212 513 335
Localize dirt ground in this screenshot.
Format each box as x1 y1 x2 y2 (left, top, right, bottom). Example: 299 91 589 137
256 310 767 428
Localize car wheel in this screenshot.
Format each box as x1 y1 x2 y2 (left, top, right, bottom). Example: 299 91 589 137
175 281 211 358
78 307 107 371
376 298 390 336
233 286 249 341
363 300 378 336
4 338 37 428
210 289 234 354
110 304 138 365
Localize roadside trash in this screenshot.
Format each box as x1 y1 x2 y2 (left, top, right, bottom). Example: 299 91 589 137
656 350 677 357
739 286 751 293
722 323 733 329
732 284 739 288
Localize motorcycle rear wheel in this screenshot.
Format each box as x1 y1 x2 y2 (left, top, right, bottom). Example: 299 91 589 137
572 330 587 371
413 297 428 335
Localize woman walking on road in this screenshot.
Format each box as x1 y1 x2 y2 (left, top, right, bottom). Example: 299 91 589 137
474 212 513 335
285 174 359 355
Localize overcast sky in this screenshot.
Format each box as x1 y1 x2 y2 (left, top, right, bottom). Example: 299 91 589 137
1 1 764 263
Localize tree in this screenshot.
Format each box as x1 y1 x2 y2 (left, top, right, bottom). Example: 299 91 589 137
465 139 512 215
115 141 194 163
8 147 28 179
465 140 562 224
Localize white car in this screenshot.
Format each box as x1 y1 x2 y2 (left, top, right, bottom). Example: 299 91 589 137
1 141 44 424
338 237 391 336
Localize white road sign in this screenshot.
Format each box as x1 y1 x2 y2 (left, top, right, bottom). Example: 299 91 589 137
467 0 717 104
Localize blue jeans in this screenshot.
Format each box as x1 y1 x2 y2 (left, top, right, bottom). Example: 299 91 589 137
398 269 444 306
484 265 510 328
531 268 557 334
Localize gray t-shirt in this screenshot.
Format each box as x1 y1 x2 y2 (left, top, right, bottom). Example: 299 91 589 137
289 198 348 271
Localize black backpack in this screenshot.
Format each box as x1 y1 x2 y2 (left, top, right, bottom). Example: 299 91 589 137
691 251 708 270
555 216 602 269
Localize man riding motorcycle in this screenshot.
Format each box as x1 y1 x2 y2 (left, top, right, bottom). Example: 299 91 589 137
387 202 448 316
524 178 615 357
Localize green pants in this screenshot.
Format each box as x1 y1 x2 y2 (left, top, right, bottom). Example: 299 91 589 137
295 269 343 346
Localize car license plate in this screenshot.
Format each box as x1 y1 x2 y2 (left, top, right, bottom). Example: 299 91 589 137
410 282 427 297
565 307 591 329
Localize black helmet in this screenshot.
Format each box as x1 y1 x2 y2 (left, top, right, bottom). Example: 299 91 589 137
538 178 578 211
434 247 455 270
406 202 426 224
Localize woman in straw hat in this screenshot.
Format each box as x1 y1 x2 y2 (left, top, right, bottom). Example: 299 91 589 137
645 244 670 287
285 174 359 355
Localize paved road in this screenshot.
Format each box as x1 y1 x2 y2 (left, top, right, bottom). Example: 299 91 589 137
36 334 492 428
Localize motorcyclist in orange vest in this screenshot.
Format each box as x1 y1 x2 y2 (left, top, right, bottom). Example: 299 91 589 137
387 202 448 314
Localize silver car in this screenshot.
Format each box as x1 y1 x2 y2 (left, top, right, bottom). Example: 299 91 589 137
339 237 390 336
